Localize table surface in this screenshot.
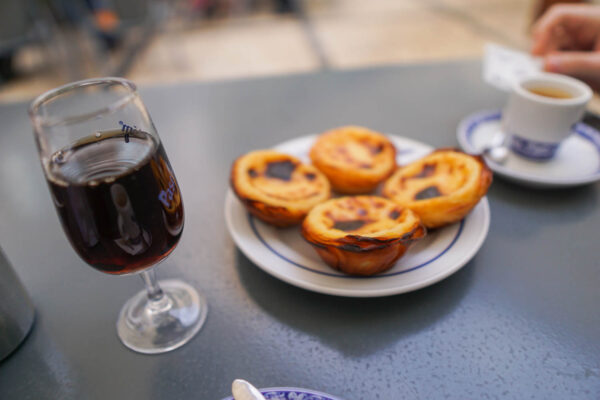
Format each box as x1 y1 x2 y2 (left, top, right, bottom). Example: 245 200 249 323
1 61 599 400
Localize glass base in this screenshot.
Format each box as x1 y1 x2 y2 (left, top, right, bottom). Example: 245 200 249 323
117 279 207 354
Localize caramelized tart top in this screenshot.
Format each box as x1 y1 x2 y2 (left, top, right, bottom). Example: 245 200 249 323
309 126 396 174
384 149 489 203
231 150 330 209
302 196 425 250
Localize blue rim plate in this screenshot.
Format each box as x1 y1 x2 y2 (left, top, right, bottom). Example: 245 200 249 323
224 134 490 297
221 387 343 400
457 109 600 188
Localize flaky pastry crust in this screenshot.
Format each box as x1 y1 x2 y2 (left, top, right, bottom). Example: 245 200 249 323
383 149 492 228
302 196 426 275
231 150 331 227
309 126 396 194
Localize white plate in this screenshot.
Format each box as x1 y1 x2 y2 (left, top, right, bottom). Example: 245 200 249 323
457 109 600 188
225 134 490 297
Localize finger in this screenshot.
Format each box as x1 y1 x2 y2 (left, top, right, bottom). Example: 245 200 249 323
544 51 600 89
533 25 573 56
545 51 600 73
532 6 567 55
531 4 593 55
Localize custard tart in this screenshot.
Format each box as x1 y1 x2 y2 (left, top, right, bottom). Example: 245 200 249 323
231 150 331 227
383 149 492 229
302 196 426 276
309 126 396 194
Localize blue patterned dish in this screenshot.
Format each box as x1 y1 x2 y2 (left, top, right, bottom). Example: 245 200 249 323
221 387 343 400
457 109 600 188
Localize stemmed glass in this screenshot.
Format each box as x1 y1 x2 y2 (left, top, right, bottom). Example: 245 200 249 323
29 77 207 354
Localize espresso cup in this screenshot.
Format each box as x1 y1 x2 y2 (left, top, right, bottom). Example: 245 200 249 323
501 73 592 160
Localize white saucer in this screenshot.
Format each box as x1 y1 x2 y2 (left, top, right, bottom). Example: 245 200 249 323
225 134 490 298
457 109 600 188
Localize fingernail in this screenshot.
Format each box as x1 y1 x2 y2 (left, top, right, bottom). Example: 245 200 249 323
545 56 561 72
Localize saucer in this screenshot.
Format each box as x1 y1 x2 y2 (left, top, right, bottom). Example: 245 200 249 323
457 109 600 188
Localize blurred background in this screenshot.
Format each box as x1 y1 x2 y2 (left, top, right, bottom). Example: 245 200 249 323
0 0 587 102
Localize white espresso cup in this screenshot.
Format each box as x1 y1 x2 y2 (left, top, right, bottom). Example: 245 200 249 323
501 73 592 160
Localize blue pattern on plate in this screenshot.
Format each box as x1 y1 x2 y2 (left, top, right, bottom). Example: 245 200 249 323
263 390 334 399
222 387 341 400
248 213 464 279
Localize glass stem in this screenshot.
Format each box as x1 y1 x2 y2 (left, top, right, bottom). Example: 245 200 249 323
141 269 164 302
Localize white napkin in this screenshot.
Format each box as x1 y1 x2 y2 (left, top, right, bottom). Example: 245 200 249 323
483 43 543 91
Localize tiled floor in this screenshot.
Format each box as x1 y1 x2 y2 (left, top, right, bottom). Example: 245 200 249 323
0 0 537 102
129 15 322 85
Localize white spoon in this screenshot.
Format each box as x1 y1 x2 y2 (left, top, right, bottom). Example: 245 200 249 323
481 131 509 164
232 379 266 400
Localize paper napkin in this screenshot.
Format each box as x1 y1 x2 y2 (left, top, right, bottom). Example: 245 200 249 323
483 43 543 91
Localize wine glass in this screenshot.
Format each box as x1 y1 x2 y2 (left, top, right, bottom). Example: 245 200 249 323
29 77 207 354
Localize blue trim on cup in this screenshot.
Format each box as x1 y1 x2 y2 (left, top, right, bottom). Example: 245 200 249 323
248 213 465 279
509 134 559 160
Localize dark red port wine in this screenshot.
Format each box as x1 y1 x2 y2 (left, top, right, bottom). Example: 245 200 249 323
46 130 184 274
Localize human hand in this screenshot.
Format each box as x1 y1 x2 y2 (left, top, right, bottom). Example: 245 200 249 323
532 4 600 90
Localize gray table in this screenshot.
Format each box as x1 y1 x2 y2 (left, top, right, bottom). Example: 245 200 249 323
1 61 599 400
